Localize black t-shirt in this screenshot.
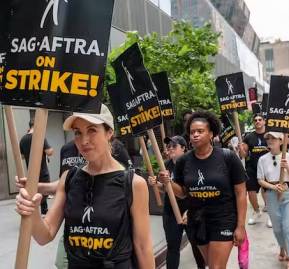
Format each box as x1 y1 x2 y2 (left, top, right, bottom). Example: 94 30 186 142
19 133 51 181
64 169 133 268
59 141 86 176
174 148 246 210
111 139 133 169
163 159 189 215
243 131 268 177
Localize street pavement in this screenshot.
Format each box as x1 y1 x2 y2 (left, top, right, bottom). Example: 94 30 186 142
0 197 287 268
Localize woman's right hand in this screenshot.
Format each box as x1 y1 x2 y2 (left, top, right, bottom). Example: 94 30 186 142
15 188 42 216
147 176 157 186
158 170 171 185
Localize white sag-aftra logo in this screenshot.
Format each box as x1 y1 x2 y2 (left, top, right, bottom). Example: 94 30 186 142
82 206 94 224
40 0 69 29
197 169 205 186
122 62 137 95
226 78 234 95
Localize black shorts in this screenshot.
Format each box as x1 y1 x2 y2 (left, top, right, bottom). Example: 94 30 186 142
246 176 261 193
186 207 237 246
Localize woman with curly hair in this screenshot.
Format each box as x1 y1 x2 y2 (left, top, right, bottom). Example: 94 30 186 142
159 110 247 269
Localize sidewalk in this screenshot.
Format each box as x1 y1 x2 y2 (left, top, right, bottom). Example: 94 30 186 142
177 205 286 269
0 199 166 268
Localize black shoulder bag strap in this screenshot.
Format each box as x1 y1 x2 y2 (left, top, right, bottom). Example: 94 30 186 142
102 169 136 269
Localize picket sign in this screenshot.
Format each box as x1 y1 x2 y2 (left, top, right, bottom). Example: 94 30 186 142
232 111 243 144
139 137 162 206
280 135 288 184
159 123 166 151
4 106 29 268
8 108 48 269
147 129 183 224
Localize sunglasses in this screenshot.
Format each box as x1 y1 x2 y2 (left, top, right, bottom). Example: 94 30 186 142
272 155 277 167
254 118 263 122
166 143 178 149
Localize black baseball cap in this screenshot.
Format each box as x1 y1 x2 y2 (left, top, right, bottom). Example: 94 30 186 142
164 135 187 148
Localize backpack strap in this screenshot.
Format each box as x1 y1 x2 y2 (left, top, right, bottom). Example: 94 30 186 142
222 148 233 177
64 166 79 194
103 169 135 268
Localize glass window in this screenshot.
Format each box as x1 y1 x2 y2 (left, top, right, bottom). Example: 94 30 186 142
265 49 274 72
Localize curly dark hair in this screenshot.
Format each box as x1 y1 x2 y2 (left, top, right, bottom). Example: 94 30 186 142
186 110 221 137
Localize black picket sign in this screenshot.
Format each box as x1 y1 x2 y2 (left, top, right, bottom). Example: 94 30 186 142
107 83 132 138
220 114 236 147
266 75 289 133
0 2 10 89
215 72 247 112
1 0 114 113
151 72 175 121
112 43 162 136
252 102 262 114
261 93 269 118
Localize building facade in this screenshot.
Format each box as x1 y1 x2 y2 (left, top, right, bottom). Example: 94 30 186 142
259 40 289 82
0 0 173 200
171 0 266 95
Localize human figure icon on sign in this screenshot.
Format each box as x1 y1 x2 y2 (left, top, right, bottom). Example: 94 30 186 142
226 78 234 95
122 62 137 95
285 83 289 107
40 0 68 28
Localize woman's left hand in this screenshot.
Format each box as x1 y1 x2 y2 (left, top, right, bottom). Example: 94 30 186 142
233 226 245 247
281 159 289 171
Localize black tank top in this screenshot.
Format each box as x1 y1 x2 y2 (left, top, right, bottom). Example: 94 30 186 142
64 168 134 269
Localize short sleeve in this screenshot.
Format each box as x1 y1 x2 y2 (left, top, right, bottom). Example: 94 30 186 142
174 154 186 187
229 151 247 185
257 157 265 181
43 138 51 150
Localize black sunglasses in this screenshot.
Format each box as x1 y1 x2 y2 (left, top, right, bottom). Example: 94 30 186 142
272 155 277 167
167 143 178 149
85 177 95 206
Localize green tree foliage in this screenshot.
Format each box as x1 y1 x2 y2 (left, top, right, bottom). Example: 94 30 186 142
105 21 220 122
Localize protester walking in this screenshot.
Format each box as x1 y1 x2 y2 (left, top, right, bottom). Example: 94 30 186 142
15 104 155 269
257 131 289 268
159 110 247 269
148 135 205 269
239 113 270 226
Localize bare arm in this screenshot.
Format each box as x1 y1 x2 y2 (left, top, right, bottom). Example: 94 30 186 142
233 182 247 246
238 143 248 159
158 171 186 199
131 174 155 269
45 147 54 156
16 171 67 245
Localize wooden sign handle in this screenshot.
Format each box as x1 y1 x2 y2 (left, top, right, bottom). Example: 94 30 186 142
147 129 183 224
232 111 242 143
139 137 162 206
160 123 166 152
14 108 48 269
279 134 288 184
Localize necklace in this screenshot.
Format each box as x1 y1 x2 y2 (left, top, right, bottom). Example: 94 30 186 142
195 146 213 159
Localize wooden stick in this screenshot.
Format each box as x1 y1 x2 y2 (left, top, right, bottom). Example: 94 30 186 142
147 129 183 224
279 134 288 184
14 108 48 269
4 106 25 178
232 111 242 143
160 123 166 151
139 137 162 206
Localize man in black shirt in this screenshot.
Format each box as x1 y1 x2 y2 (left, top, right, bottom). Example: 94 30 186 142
239 113 268 225
19 119 53 215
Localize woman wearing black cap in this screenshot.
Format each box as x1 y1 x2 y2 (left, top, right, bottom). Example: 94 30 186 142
148 135 205 269
159 110 247 268
15 104 155 269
